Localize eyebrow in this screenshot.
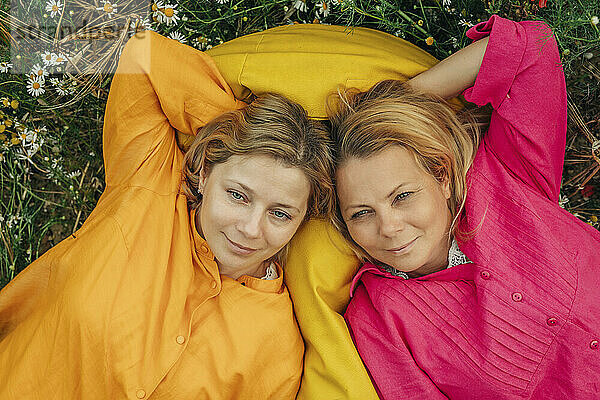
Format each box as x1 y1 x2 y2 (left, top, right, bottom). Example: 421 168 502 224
344 184 404 213
229 180 301 214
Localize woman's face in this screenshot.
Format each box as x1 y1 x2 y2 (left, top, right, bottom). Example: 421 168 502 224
197 154 310 279
336 145 453 277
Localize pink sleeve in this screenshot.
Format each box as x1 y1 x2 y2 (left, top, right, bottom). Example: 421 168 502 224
463 16 567 202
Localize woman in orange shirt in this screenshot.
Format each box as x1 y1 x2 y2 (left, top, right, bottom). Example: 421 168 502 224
0 31 333 399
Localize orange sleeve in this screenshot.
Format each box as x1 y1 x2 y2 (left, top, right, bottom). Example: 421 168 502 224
102 31 244 185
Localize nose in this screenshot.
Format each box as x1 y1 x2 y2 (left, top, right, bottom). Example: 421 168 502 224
378 210 405 238
237 207 264 240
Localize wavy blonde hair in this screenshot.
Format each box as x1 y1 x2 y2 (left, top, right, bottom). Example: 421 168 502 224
328 80 483 263
180 93 334 263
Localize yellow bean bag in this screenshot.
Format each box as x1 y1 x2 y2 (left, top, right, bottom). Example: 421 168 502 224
178 24 440 400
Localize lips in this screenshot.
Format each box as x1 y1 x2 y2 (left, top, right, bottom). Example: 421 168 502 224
224 234 258 255
386 237 418 254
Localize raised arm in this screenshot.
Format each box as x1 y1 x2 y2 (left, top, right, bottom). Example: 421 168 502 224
406 37 489 99
103 31 243 187
411 16 567 202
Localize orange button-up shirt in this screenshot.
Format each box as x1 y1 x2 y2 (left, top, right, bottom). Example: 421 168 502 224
0 31 303 399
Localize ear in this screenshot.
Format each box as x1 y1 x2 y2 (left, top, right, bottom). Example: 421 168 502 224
442 177 451 200
198 168 208 194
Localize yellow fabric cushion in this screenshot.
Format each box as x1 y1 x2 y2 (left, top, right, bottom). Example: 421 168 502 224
182 24 440 400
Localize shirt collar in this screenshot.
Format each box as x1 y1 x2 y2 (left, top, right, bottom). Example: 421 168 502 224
349 239 473 296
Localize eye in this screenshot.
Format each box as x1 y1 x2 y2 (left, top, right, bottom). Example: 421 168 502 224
271 209 292 221
227 189 246 202
350 209 371 220
393 192 413 204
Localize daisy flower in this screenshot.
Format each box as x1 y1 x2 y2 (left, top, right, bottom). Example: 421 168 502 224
18 129 38 147
151 1 164 21
157 4 179 25
0 62 12 73
316 1 329 17
458 19 474 28
41 51 58 66
592 16 599 26
214 0 228 3
29 64 49 81
168 31 187 43
54 53 68 64
50 78 73 95
97 1 118 17
293 0 308 12
27 77 45 97
130 17 154 33
45 0 63 18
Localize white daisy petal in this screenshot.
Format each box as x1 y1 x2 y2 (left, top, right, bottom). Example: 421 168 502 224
293 0 307 12
168 31 187 43
316 1 330 17
0 62 12 73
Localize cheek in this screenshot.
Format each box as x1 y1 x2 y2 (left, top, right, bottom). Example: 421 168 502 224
347 223 376 250
201 193 238 230
265 221 303 250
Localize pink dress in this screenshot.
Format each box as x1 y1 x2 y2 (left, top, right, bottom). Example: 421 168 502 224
345 16 600 399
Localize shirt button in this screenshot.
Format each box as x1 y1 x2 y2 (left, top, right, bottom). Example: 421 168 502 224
591 340 599 350
546 317 558 326
480 271 490 279
511 292 523 302
136 389 146 399
211 281 217 289
176 335 186 345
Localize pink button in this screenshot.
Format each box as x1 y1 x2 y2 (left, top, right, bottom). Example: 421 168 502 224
480 271 490 279
546 317 557 326
591 340 599 350
512 292 523 302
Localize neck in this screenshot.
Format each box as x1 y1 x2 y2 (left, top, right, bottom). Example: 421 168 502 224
219 260 269 280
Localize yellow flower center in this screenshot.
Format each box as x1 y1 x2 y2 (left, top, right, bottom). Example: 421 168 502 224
0 126 5 134
33 82 40 89
11 137 20 145
10 100 18 109
164 8 174 17
2 99 9 106
104 3 114 12
20 133 27 140
152 3 158 11
56 57 64 62
37 70 44 76
46 54 52 60
52 5 58 11
426 36 434 45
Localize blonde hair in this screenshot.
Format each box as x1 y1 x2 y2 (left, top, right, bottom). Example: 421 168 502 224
180 93 334 263
328 80 483 262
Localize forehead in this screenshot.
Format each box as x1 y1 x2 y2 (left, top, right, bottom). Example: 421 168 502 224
336 146 429 200
209 154 311 206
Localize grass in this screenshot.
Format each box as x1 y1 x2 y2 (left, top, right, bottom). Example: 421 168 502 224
0 0 599 287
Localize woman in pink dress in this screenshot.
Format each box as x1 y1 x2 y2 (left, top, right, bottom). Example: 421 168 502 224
329 15 600 399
